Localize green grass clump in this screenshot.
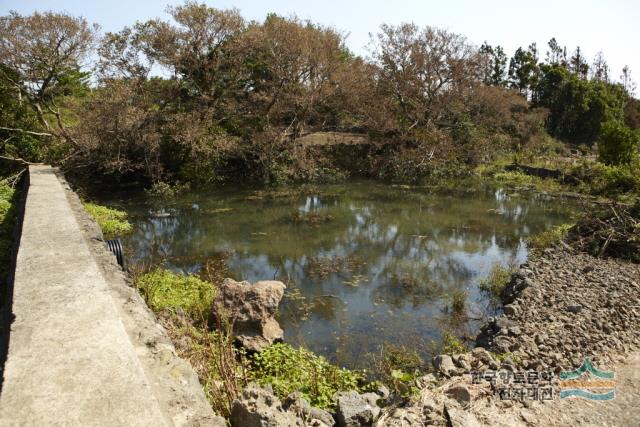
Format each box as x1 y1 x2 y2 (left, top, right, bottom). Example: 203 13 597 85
136 269 215 321
527 223 573 254
448 289 467 314
83 202 133 238
250 343 370 409
441 332 466 355
479 263 515 298
0 182 18 283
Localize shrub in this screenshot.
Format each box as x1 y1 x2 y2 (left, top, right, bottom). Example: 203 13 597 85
0 182 18 285
479 263 515 298
441 331 466 355
598 120 639 166
527 223 573 254
448 289 467 314
135 269 215 322
83 202 133 238
250 343 369 409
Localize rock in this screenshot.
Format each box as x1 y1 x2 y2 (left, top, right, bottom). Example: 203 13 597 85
336 391 380 427
503 304 519 316
445 384 471 407
453 354 472 371
379 407 423 426
375 384 390 400
432 354 456 377
566 304 583 314
283 392 335 426
231 383 302 427
444 403 481 427
213 278 286 352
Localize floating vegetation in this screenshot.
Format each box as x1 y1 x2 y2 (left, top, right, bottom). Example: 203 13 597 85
205 207 234 214
306 255 367 279
288 210 334 226
343 274 367 287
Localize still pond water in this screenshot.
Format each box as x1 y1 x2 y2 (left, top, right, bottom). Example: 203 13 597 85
115 182 577 369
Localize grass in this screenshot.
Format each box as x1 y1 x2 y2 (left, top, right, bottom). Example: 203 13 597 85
83 201 133 239
441 331 466 355
135 269 215 322
526 223 573 255
479 263 515 298
0 181 20 305
448 289 467 314
250 342 372 410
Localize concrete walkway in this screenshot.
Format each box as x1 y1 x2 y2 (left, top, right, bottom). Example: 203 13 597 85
0 166 171 425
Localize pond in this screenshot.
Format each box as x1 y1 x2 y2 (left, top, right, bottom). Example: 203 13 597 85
114 181 577 370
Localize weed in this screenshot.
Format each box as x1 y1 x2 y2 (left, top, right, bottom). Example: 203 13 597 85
83 202 133 239
448 289 467 314
249 343 371 410
526 223 573 254
479 263 515 298
441 332 466 355
135 269 215 323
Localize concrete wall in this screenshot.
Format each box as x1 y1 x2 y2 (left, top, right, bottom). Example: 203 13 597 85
0 166 222 426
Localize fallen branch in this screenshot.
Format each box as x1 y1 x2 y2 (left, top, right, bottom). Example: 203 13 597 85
0 126 54 137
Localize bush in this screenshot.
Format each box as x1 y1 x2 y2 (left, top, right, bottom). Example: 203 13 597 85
83 202 133 238
250 343 370 409
0 182 18 284
527 223 573 254
479 263 514 298
441 331 466 355
598 120 639 166
136 269 215 321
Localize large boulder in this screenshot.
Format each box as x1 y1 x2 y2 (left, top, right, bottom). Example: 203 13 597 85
283 392 335 426
231 383 302 427
335 391 380 427
213 278 286 352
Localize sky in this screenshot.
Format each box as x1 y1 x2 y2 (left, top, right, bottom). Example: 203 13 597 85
2 0 639 84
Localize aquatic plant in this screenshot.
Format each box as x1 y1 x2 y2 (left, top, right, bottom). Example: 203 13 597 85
448 289 467 314
441 331 466 355
83 202 133 238
479 263 515 298
526 223 573 254
250 343 370 410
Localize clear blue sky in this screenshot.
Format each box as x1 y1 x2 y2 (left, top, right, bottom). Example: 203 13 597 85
3 0 639 84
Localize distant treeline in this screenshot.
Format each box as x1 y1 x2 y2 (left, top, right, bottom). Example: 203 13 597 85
0 2 638 185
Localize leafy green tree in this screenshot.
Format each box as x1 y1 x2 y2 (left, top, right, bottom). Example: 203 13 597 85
508 44 539 97
569 47 589 79
598 120 639 165
535 64 627 144
480 42 508 86
545 38 566 66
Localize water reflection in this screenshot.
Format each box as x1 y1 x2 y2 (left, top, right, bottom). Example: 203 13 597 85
117 182 576 368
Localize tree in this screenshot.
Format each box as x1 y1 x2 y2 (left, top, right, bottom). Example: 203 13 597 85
545 38 566 66
598 120 639 165
535 64 627 144
508 44 539 98
569 47 589 79
591 51 609 82
479 42 507 86
621 66 636 96
0 11 96 150
372 23 482 134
